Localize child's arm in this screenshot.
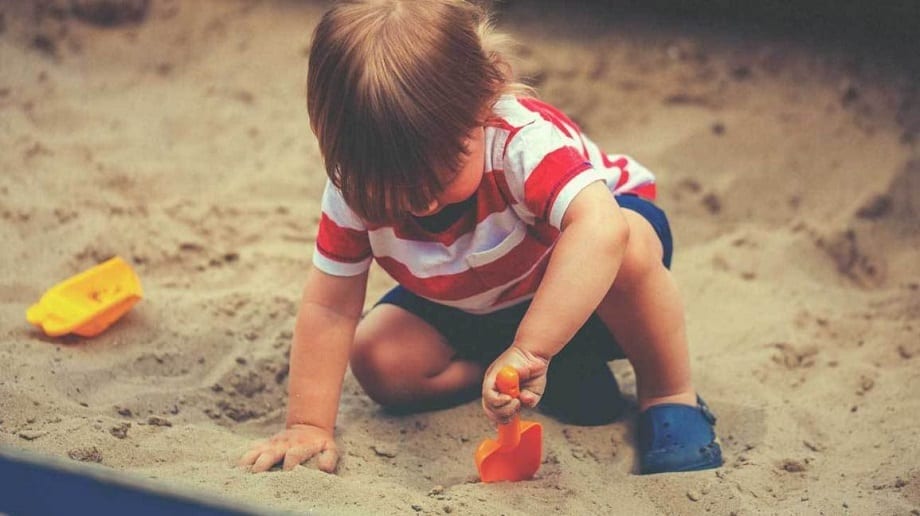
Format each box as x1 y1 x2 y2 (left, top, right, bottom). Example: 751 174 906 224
482 181 627 422
239 267 367 473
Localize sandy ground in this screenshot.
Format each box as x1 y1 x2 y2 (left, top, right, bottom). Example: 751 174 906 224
1 1 919 514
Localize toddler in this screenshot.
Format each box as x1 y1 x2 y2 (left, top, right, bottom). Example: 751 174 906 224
240 0 722 475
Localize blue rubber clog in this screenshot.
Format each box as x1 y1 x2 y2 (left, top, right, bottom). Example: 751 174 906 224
638 396 723 474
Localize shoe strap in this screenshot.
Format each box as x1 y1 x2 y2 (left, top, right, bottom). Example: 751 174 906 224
696 396 717 425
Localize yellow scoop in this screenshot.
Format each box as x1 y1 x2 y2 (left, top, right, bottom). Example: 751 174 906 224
27 256 143 337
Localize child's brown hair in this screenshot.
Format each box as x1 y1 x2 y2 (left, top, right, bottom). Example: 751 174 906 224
307 0 519 223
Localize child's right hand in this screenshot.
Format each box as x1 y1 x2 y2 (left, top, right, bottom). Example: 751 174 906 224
481 345 551 425
238 423 338 473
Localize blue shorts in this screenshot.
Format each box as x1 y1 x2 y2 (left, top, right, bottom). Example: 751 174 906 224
376 194 673 366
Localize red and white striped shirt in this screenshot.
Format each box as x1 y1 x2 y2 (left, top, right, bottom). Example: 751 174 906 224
313 96 656 313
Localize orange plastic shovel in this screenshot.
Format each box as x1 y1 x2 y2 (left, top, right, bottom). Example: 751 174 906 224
474 366 542 482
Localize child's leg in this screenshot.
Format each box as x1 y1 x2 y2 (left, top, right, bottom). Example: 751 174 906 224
595 209 696 411
350 304 483 410
599 200 722 473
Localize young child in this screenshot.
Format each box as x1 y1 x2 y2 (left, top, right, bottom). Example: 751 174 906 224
239 0 722 475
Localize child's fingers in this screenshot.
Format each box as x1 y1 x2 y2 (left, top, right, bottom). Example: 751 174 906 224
281 442 324 471
483 391 513 408
518 390 541 408
250 448 285 473
481 397 507 424
483 397 512 419
490 398 521 424
238 447 264 467
316 448 339 473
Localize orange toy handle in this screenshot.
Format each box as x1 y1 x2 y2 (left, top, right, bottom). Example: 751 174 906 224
495 366 522 450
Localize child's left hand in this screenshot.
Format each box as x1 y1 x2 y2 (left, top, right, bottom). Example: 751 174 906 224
481 346 550 424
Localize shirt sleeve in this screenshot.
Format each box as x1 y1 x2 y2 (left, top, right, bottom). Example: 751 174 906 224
313 180 373 276
502 117 606 230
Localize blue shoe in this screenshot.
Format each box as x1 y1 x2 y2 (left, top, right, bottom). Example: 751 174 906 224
638 396 723 474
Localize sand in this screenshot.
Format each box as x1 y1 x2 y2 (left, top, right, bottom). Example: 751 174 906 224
1 1 918 514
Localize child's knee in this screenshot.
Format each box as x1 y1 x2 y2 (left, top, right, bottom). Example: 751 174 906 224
351 333 394 393
350 331 387 372
350 331 418 406
610 212 663 293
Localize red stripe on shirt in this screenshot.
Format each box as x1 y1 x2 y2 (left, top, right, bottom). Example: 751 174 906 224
630 182 657 200
374 256 486 301
316 213 372 263
375 232 551 301
523 147 592 221
492 255 551 305
603 156 631 190
468 232 552 289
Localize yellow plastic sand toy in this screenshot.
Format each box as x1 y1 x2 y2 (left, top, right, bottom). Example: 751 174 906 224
27 256 143 337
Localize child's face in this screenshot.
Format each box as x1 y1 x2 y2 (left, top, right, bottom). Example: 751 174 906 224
409 126 485 217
